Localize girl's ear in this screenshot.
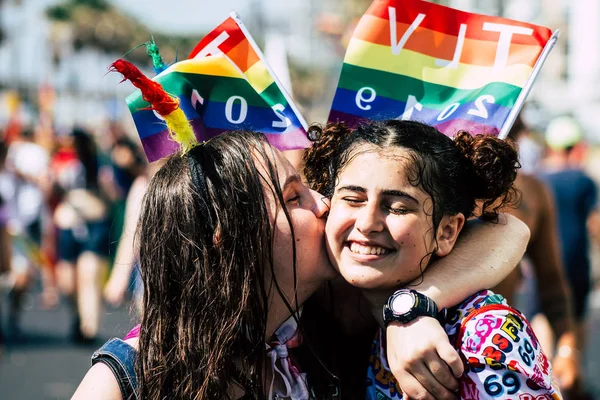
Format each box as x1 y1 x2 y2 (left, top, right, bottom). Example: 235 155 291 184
435 213 465 257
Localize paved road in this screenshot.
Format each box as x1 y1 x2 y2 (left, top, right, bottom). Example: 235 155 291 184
582 293 600 398
0 297 133 400
1 292 599 399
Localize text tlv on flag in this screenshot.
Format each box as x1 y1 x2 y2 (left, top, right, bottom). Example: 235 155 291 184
126 12 310 162
328 0 559 138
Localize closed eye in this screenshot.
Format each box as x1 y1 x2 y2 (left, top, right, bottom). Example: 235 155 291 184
342 197 364 205
389 207 410 215
286 194 301 206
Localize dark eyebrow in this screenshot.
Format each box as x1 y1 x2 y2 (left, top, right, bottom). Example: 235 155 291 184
338 185 419 204
382 190 419 205
337 185 366 193
282 174 302 190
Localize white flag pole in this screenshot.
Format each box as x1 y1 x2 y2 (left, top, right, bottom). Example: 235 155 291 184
231 12 309 131
498 30 560 139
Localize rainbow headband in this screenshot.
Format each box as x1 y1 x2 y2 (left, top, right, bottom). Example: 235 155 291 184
110 59 198 155
114 12 310 162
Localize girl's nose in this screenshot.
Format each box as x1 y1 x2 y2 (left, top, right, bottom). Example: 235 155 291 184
355 202 384 234
310 189 330 219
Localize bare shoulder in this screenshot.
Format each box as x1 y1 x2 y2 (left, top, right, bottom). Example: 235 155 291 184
518 174 556 218
71 363 122 400
517 173 548 198
512 174 551 234
125 337 139 349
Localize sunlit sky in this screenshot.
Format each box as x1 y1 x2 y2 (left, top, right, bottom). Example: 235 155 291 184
108 0 283 35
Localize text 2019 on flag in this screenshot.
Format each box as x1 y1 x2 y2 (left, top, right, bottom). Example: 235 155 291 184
127 12 310 162
328 0 559 138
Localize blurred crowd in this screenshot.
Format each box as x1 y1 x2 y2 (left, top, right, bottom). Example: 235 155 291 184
499 114 600 398
0 89 147 346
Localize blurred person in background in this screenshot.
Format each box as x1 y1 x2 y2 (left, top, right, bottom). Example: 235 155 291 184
514 118 545 174
96 122 146 209
0 127 51 339
51 127 111 343
0 138 11 350
103 163 152 313
540 116 598 398
494 115 581 396
105 122 146 199
97 122 146 295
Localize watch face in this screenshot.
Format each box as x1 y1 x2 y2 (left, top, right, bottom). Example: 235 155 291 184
391 292 415 315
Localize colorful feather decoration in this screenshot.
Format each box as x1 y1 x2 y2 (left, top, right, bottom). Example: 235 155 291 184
123 13 311 162
145 37 168 75
109 59 198 154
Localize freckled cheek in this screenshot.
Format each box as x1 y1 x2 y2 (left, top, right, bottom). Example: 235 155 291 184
388 223 416 246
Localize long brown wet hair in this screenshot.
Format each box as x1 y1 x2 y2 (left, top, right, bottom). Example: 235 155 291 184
136 131 306 399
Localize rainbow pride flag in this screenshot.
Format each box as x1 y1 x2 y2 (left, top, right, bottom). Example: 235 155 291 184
127 12 310 162
328 0 558 138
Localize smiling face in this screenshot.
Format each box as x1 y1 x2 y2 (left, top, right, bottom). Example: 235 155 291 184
325 145 452 290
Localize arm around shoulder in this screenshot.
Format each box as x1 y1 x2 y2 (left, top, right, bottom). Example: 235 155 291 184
72 363 123 400
411 213 530 309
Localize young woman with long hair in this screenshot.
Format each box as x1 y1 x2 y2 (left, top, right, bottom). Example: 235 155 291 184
304 120 561 399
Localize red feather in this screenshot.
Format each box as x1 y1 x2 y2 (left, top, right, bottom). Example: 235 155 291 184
109 59 179 116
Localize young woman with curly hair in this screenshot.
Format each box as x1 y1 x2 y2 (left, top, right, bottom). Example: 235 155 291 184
304 120 562 399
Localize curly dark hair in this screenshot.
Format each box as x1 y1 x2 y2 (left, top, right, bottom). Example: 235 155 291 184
304 120 520 233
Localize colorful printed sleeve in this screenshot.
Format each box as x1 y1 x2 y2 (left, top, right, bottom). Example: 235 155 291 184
458 304 562 400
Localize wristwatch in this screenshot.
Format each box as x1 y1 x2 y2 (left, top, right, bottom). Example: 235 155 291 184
382 289 445 327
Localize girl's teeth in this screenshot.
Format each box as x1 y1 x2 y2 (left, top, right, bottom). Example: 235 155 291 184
350 243 389 255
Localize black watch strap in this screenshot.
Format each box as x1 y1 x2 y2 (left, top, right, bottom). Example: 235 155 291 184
416 291 439 317
383 289 446 327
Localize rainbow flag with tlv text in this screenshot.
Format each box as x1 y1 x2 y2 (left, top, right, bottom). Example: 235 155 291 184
127 12 310 162
329 0 559 139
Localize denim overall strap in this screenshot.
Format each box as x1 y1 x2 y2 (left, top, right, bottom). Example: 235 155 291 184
92 338 139 400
